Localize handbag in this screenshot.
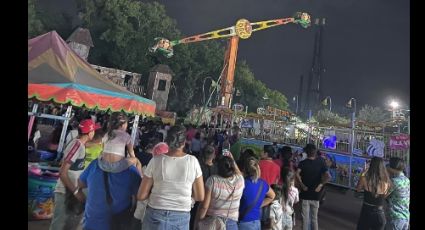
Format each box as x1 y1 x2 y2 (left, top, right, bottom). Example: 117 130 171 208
198 178 236 230
197 215 226 230
103 170 135 230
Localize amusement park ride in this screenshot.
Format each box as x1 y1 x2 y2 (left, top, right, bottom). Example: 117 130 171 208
150 12 311 109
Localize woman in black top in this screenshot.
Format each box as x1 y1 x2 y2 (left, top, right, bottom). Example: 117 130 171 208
356 157 391 230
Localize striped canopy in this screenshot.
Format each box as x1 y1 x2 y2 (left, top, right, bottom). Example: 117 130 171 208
28 31 155 116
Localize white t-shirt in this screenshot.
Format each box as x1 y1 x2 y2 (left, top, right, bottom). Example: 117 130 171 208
144 154 202 212
102 130 131 157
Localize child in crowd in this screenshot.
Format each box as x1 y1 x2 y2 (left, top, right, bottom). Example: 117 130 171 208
269 184 284 230
281 168 299 230
84 128 104 168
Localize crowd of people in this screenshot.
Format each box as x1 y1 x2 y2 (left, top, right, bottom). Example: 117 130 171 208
35 109 409 230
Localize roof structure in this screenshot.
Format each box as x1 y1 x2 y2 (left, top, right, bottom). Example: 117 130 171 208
66 27 94 47
28 31 155 115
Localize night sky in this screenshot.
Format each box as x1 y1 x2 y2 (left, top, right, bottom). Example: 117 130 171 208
42 0 410 111
156 0 409 111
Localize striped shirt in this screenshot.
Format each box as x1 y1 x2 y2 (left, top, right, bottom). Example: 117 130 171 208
206 174 245 221
54 139 86 194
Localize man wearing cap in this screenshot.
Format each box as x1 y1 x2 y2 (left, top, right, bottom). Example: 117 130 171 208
50 119 100 230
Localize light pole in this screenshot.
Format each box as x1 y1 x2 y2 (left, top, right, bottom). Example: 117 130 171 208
293 95 299 115
389 100 400 133
261 93 269 139
202 77 214 105
348 97 356 188
325 96 332 112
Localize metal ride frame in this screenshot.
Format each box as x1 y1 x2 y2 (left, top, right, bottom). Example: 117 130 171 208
150 12 312 109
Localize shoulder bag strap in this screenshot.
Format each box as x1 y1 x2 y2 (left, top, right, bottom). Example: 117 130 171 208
224 179 237 222
103 170 113 206
239 179 264 221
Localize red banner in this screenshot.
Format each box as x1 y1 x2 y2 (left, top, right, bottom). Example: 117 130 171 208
389 134 410 150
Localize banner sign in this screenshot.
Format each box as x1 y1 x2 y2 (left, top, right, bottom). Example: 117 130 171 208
240 119 254 128
367 139 385 157
389 134 410 150
233 103 244 111
266 106 292 117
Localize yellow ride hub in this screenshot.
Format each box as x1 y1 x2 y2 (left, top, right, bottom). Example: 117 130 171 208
235 19 252 39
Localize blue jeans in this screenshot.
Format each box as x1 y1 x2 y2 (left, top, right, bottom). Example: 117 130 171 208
225 218 238 230
98 157 131 173
391 219 409 230
238 219 260 230
142 206 190 230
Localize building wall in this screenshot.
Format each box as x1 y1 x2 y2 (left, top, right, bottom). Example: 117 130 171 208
68 42 90 61
91 64 143 96
147 71 172 111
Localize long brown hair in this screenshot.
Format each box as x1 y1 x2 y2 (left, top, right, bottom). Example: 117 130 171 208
107 112 128 140
365 157 390 196
281 168 295 205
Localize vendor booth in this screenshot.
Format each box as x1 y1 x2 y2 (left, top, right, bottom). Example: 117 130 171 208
27 31 155 220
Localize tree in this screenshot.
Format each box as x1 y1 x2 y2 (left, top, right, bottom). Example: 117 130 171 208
358 105 389 125
38 0 290 115
28 0 44 38
314 109 350 127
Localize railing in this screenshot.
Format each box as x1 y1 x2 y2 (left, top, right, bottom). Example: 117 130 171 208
240 126 409 160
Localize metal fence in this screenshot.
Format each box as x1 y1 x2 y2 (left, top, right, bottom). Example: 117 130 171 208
239 124 410 189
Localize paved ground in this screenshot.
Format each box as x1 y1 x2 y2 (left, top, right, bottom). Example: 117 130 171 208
29 185 362 230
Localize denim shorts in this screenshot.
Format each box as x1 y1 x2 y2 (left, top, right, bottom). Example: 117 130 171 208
98 157 131 173
142 206 190 230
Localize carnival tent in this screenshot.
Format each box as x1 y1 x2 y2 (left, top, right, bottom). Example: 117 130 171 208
28 31 155 115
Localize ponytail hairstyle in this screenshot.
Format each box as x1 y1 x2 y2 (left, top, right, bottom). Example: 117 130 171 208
107 112 128 140
165 125 187 150
281 168 295 205
243 157 260 182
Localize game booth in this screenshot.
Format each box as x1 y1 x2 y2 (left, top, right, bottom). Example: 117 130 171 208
27 31 156 220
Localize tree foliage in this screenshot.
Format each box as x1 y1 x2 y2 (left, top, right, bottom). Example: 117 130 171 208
34 0 290 115
358 105 389 124
314 109 350 127
28 0 44 38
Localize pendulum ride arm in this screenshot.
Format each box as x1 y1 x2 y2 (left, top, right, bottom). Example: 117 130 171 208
149 12 311 108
